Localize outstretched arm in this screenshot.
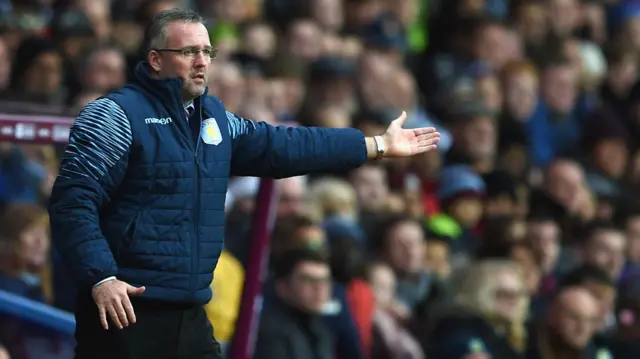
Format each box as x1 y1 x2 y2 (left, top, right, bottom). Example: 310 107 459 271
227 111 439 178
227 111 367 178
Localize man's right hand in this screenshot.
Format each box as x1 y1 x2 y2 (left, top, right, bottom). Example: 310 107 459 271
92 279 145 330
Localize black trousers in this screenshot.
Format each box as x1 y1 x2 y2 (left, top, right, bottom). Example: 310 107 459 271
74 291 222 359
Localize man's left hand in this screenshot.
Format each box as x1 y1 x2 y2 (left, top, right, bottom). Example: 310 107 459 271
381 111 440 157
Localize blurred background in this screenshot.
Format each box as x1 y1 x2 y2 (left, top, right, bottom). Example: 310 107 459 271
1 0 640 358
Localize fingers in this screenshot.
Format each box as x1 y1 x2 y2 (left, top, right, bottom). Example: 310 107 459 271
127 285 146 295
106 303 124 330
417 144 438 153
122 296 137 325
414 127 437 135
115 299 130 327
93 280 143 331
417 133 441 145
98 305 109 330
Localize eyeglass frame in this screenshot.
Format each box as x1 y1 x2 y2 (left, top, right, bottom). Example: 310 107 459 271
152 46 218 60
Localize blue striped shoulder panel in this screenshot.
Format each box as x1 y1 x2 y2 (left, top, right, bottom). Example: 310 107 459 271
58 98 132 181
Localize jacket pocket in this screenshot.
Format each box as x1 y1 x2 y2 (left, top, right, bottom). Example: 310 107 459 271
116 213 140 261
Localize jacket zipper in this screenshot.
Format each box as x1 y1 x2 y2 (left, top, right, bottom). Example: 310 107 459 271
190 113 201 295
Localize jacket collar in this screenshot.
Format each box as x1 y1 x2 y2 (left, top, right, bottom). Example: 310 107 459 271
132 62 209 113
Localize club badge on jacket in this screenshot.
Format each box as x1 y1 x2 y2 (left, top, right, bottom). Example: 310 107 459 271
202 118 222 145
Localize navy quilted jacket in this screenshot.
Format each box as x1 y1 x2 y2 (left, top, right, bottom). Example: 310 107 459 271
49 62 367 304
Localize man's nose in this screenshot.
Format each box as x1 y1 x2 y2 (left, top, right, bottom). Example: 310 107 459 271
193 52 209 67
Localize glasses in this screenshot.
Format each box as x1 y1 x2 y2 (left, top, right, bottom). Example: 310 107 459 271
495 288 527 300
153 47 218 60
293 274 331 286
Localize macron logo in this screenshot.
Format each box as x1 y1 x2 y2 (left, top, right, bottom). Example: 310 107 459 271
145 117 173 125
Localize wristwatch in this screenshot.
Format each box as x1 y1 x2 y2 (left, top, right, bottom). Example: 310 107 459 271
373 135 386 160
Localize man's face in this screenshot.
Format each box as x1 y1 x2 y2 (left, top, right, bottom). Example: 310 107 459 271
527 220 560 274
594 139 628 179
287 20 322 60
244 25 276 59
548 0 579 36
277 177 306 217
473 25 508 68
386 220 425 274
542 65 577 114
585 229 626 280
350 166 389 211
282 261 332 314
208 62 244 112
503 71 538 120
545 162 584 212
459 116 496 159
85 49 126 92
583 282 616 332
552 290 599 349
24 52 63 94
149 22 211 102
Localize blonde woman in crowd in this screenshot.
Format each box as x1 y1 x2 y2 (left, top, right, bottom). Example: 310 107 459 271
309 177 366 243
427 260 529 359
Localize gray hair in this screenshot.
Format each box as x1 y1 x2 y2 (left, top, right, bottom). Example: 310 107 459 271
146 8 205 50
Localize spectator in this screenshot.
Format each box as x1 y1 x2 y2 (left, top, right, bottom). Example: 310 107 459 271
430 165 486 255
559 264 617 341
526 286 610 359
367 261 424 359
254 249 335 359
76 44 127 96
580 220 626 283
377 215 432 316
444 100 497 174
309 177 364 243
6 36 65 106
0 203 51 303
428 260 529 359
328 236 374 357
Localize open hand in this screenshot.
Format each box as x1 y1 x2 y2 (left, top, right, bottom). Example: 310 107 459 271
92 279 145 330
381 111 440 157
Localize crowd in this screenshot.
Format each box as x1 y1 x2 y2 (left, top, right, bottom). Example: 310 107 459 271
0 0 640 358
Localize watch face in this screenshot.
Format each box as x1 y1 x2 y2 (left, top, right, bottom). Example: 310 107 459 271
375 136 385 157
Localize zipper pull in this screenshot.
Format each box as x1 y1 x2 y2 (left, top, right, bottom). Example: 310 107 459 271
194 152 199 165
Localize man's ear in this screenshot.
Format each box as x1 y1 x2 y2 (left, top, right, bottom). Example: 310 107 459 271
148 51 162 72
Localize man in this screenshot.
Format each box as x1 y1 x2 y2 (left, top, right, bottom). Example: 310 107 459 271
526 286 610 359
561 265 617 329
48 8 440 359
254 249 334 359
581 220 626 282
